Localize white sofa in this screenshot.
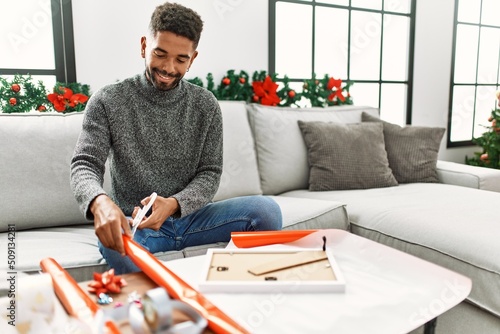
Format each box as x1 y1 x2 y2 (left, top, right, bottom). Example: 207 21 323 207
1 100 499 333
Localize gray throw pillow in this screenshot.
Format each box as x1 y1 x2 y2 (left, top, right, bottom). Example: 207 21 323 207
297 120 398 191
361 112 445 183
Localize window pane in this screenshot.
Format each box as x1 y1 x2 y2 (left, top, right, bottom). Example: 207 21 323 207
0 0 55 70
473 85 498 138
453 24 479 83
477 27 500 83
382 15 409 81
316 0 348 6
349 82 379 108
380 83 406 125
315 7 348 79
275 3 312 78
384 0 411 14
351 0 382 10
350 11 382 80
457 0 480 24
481 0 500 27
450 85 475 142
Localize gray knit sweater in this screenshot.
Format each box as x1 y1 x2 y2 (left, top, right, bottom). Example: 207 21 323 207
70 73 223 220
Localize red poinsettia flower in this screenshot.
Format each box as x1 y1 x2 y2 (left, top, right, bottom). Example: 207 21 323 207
252 76 281 106
326 77 346 102
47 87 89 112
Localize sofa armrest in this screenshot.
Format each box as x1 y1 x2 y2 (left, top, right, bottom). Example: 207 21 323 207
436 160 500 192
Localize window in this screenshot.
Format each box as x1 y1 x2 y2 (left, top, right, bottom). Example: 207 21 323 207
448 0 500 147
269 0 415 125
0 0 76 88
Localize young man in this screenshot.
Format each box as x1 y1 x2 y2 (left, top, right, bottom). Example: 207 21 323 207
70 2 282 274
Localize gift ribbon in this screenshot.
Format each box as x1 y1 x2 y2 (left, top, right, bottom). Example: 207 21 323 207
230 229 317 248
122 235 250 334
40 257 120 334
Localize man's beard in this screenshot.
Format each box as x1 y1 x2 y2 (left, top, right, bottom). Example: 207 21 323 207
146 67 182 91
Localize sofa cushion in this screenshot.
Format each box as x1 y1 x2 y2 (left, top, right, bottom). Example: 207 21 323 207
298 121 398 190
269 196 349 230
213 101 262 201
247 104 380 195
280 184 500 319
0 113 92 231
362 112 445 183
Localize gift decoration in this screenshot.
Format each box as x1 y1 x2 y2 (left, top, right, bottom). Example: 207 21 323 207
40 257 121 334
87 268 127 296
231 229 318 248
122 234 250 334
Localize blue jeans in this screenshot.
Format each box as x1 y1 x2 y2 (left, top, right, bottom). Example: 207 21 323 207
99 195 283 274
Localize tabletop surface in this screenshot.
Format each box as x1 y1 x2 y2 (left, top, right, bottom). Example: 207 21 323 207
160 229 472 334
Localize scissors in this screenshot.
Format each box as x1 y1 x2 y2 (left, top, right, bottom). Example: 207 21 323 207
131 192 158 236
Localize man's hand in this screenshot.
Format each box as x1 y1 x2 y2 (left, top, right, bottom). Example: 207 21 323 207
132 195 179 231
90 194 131 256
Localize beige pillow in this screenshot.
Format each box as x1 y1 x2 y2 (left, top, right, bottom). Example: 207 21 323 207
362 112 445 183
298 120 398 191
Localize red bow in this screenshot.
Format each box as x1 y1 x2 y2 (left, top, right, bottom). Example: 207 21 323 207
87 269 127 295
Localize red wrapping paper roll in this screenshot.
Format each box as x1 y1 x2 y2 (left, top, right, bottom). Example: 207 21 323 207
40 257 120 334
122 235 250 334
230 230 317 248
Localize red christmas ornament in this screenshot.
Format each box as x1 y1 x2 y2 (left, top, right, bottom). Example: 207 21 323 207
239 77 246 84
222 77 231 85
11 84 21 93
288 90 296 98
9 97 17 106
37 105 47 112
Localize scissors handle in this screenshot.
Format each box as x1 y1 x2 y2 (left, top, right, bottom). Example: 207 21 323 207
131 192 158 236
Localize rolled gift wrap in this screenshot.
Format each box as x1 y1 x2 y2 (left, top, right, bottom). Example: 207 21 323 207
122 235 250 334
40 257 120 334
230 229 317 248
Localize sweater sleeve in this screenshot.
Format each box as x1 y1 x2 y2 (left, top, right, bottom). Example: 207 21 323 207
70 93 111 220
171 103 223 217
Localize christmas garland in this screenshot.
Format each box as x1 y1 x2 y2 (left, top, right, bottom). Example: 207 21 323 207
1 71 352 113
0 74 90 114
187 70 353 107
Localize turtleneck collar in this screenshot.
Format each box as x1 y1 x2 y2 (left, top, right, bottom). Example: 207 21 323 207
136 71 185 104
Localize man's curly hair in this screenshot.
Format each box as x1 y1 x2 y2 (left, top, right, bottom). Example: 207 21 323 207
149 2 204 49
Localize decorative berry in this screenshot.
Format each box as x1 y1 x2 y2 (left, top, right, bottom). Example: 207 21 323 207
9 97 17 106
222 77 231 85
239 77 246 84
288 90 296 98
480 153 489 161
11 84 20 93
252 95 259 102
37 105 47 112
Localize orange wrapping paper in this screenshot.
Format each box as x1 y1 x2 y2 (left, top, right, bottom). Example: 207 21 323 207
122 235 250 334
40 257 120 334
230 230 317 248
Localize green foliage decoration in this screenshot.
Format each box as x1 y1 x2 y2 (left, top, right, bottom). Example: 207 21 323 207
302 73 353 107
0 74 91 113
466 98 500 169
0 74 48 113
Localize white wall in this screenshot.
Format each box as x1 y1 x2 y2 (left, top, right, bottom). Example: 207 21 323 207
72 0 267 91
412 0 477 162
72 0 477 163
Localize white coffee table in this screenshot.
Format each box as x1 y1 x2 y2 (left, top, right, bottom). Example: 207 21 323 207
163 229 471 334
